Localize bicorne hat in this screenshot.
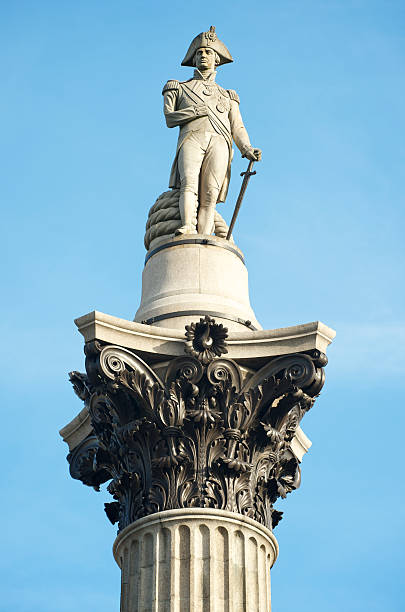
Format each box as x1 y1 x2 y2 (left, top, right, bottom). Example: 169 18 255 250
181 26 233 67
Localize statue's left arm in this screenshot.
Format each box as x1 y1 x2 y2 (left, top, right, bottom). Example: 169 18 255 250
228 90 262 162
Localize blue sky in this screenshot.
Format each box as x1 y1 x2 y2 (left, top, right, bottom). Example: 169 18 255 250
1 1 404 610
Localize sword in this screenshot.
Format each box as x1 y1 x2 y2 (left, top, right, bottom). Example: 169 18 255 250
226 160 256 240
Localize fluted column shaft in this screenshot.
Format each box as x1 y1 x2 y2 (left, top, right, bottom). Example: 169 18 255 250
113 508 278 612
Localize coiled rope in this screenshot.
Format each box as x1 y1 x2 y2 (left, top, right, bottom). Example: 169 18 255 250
144 189 230 250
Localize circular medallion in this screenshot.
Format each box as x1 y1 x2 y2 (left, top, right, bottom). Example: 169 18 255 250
203 88 213 96
216 103 226 113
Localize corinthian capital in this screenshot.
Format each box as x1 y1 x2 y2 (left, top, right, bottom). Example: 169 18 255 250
66 317 328 533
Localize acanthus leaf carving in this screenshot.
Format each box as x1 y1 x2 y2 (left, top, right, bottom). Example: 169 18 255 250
67 333 328 532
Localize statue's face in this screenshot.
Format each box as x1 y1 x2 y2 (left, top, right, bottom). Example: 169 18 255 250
194 47 216 71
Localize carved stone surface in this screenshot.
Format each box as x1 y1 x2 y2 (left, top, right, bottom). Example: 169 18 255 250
114 508 278 612
134 236 262 332
163 26 261 237
67 318 328 534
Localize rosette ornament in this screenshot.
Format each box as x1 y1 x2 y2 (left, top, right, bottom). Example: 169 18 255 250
185 315 228 364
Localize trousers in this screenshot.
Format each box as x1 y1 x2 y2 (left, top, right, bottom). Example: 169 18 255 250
177 131 229 235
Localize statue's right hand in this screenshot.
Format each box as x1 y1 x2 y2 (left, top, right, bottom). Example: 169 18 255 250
195 104 209 117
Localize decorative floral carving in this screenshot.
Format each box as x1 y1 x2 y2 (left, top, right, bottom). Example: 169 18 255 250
185 315 228 364
67 325 327 533
204 25 217 43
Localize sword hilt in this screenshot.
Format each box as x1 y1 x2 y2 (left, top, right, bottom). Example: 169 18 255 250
240 158 256 178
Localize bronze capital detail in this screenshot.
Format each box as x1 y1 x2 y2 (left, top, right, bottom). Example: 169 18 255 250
67 319 327 533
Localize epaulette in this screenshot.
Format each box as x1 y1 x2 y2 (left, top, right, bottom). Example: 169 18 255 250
227 89 240 104
162 80 180 94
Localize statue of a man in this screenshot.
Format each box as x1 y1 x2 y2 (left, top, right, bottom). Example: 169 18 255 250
163 26 261 236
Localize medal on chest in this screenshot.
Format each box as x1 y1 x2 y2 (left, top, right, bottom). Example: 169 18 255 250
216 99 227 113
198 81 229 113
202 85 214 96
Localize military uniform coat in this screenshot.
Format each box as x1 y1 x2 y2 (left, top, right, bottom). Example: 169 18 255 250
163 70 253 203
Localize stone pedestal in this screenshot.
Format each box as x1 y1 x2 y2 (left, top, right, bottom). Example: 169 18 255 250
114 508 278 612
134 236 261 332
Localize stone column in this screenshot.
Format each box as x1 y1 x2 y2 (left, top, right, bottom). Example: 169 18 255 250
114 509 278 612
60 241 335 611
